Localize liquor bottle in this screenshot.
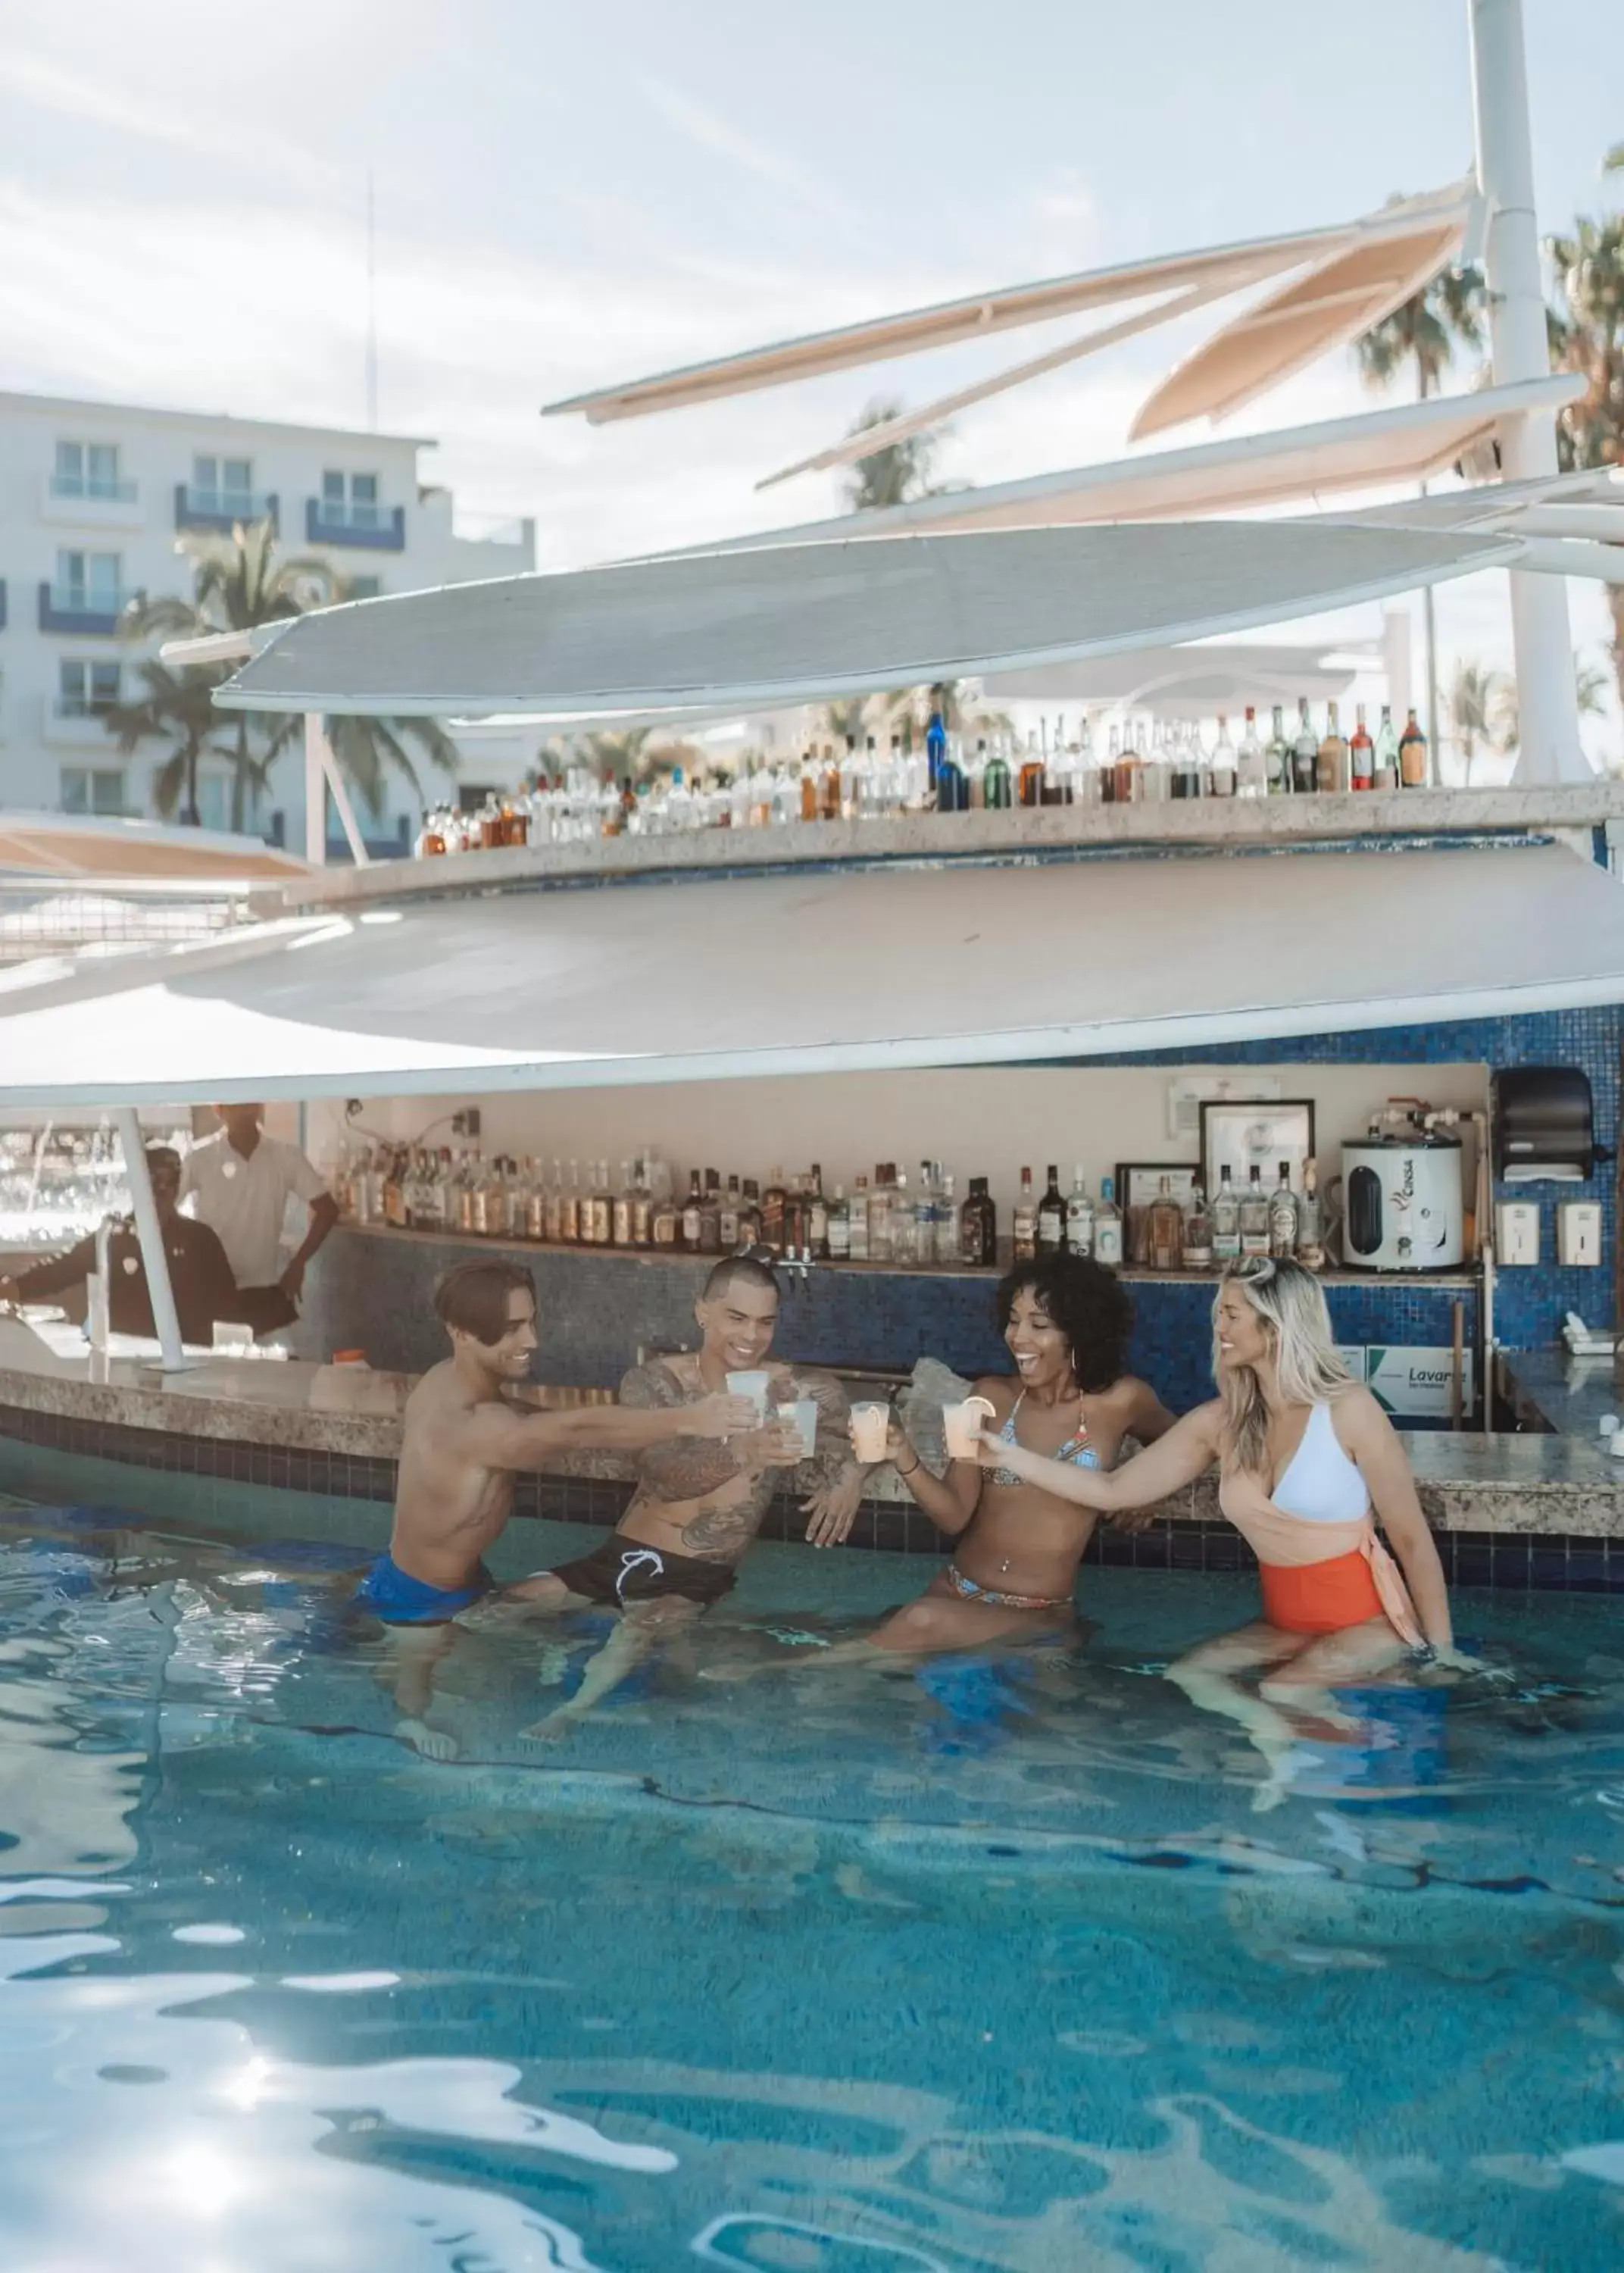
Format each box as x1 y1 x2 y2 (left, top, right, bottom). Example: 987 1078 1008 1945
1100 724 1120 806
1065 1165 1095 1258
1210 1165 1241 1262
718 1174 741 1251
926 700 948 795
1373 703 1401 791
868 1164 894 1263
1291 700 1319 794
1295 1161 1326 1270
1173 726 1202 802
1013 733 1041 808
1209 716 1238 799
593 1160 615 1245
1268 1162 1298 1260
526 1158 549 1243
1094 1175 1124 1267
782 1172 809 1258
1348 703 1374 791
737 1177 763 1247
698 1170 723 1255
968 738 988 810
760 1167 787 1255
1235 707 1266 799
935 735 969 813
1398 707 1429 788
826 1183 851 1261
848 1174 870 1261
1148 1175 1185 1271
631 1159 654 1248
937 1168 957 1263
1239 1165 1270 1258
820 745 842 821
681 1168 704 1251
1265 703 1292 796
1013 1166 1038 1262
960 1175 998 1266
890 1168 917 1267
561 1159 581 1244
914 1160 938 1268
650 1177 679 1248
1316 700 1350 795
612 1160 634 1248
807 1164 830 1259
1037 1164 1067 1252
1182 1182 1213 1271
982 739 1013 810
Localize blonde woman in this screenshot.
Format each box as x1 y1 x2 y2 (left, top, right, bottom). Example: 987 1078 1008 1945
980 1257 1464 1795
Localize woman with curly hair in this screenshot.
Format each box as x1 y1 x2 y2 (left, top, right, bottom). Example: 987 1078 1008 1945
854 1252 1174 1654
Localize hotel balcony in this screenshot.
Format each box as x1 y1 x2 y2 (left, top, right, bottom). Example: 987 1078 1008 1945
304 496 405 550
37 583 141 636
175 483 280 534
39 472 144 531
42 695 123 747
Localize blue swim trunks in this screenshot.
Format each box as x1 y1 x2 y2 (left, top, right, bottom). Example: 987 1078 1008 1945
354 1552 492 1626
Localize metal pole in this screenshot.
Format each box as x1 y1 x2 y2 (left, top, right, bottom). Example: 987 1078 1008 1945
304 712 327 865
114 1108 187 1373
1468 0 1587 783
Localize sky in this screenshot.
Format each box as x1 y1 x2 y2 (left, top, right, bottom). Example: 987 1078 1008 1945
2 0 1621 755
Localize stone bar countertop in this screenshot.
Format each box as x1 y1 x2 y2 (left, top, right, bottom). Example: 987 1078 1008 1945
248 782 1624 918
1499 1350 1624 1446
4 1315 1622 1534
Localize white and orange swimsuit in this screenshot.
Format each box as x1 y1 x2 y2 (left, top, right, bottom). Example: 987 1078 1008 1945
1218 1401 1422 1645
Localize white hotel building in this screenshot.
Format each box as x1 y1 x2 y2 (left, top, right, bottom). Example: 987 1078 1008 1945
0 390 536 850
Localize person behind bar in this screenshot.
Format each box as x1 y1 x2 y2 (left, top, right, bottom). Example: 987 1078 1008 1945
981 1257 1469 1807
502 1253 866 1742
836 1252 1174 1657
0 1145 240 1348
358 1258 753 1759
181 1102 339 1336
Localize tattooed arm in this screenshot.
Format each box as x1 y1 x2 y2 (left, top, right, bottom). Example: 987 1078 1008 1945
794 1367 867 1548
618 1362 797 1501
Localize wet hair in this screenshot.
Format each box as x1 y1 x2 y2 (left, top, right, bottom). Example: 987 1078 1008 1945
434 1258 536 1345
1213 1257 1354 1476
995 1254 1132 1393
701 1253 779 1303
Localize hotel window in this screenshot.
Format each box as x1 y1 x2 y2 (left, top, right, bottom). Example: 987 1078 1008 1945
322 470 380 528
193 454 254 514
58 659 121 717
60 767 126 815
55 550 123 609
346 574 383 600
53 440 125 500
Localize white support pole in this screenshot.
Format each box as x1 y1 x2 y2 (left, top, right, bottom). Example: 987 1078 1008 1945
114 1108 187 1373
1469 0 1588 783
320 743 372 866
304 711 328 865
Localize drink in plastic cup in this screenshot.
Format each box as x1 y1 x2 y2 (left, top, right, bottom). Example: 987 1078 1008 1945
943 1395 997 1460
726 1370 772 1420
849 1401 890 1462
775 1398 818 1459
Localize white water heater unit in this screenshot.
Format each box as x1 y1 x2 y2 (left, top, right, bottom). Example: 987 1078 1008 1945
1341 1133 1465 1273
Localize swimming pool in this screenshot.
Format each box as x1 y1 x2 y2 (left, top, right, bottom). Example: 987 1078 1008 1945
2 1494 1622 2271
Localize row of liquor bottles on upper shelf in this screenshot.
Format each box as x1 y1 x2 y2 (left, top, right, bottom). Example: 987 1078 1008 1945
413 702 1432 855
333 1146 1324 1272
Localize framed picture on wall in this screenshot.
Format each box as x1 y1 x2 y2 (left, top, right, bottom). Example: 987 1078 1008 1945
1199 1099 1316 1197
1116 1163 1199 1266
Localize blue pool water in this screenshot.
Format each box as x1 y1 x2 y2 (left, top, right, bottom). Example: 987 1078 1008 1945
2 1496 1623 2270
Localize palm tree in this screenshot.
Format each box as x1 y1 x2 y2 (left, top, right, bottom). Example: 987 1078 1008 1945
842 397 949 513
112 521 457 836
1547 162 1624 707
1354 259 1488 755
1447 658 1505 786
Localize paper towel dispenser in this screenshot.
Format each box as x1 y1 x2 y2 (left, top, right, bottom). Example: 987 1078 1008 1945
1492 1066 1596 1183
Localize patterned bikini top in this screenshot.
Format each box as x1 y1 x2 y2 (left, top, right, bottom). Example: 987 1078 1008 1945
991 1390 1100 1488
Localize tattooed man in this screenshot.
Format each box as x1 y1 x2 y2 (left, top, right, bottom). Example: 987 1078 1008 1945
509 1254 864 1739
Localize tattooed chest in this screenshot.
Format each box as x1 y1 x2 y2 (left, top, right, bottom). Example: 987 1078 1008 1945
676 1480 776 1554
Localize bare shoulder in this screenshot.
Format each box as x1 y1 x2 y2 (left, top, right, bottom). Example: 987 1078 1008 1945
786 1362 847 1405
618 1355 689 1406
1330 1383 1393 1445
973 1374 1017 1417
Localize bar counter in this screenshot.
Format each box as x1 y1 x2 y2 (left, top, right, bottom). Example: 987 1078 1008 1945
4 1319 1623 1552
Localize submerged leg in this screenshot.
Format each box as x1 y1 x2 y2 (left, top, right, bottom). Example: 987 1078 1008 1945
1257 1617 1410 1724
1165 1620 1323 1809
519 1597 700 1745
377 1624 461 1761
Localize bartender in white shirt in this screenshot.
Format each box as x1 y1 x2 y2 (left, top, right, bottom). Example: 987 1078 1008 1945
181 1102 339 1330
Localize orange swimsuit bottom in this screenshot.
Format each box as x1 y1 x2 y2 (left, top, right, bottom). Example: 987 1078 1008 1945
1258 1547 1387 1636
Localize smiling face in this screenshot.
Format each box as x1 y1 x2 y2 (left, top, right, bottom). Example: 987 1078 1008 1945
1004 1285 1076 1392
695 1273 779 1372
460 1286 539 1380
1215 1280 1273 1373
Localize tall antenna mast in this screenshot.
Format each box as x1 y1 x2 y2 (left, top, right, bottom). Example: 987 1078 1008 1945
365 170 379 431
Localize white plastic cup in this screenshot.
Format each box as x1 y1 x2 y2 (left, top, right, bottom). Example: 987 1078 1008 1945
726 1370 772 1421
943 1396 996 1460
775 1398 818 1459
850 1401 890 1462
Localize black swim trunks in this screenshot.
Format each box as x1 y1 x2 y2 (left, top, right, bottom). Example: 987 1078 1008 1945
547 1537 737 1609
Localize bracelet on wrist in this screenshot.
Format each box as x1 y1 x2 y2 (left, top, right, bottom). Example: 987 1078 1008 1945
896 1455 920 1478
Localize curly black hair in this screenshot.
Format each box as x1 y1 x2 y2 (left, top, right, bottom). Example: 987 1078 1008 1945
994 1253 1133 1393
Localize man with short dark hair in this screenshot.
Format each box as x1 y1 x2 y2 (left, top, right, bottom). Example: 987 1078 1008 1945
181 1102 338 1333
506 1253 864 1741
0 1146 239 1347
358 1258 752 1757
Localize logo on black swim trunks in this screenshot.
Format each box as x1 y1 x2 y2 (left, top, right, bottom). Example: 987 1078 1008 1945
614 1548 665 1601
